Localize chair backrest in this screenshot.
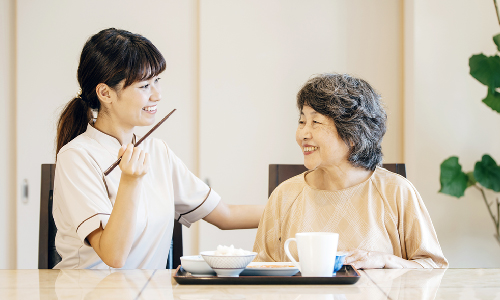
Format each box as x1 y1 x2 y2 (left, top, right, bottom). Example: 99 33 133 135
39 163 183 269
39 164 61 269
268 163 406 197
168 221 183 269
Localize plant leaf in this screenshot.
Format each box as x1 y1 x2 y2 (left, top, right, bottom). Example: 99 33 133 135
466 171 477 187
474 154 500 192
469 54 500 88
494 34 500 52
482 87 500 113
439 156 469 198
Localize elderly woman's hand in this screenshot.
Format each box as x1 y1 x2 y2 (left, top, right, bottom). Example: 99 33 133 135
344 250 394 269
344 250 423 269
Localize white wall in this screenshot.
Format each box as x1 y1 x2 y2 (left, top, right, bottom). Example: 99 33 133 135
0 0 16 269
406 0 500 267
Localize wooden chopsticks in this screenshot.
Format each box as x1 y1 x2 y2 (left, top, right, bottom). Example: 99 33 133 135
103 108 177 176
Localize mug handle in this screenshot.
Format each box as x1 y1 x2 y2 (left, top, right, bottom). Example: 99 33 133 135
284 238 301 272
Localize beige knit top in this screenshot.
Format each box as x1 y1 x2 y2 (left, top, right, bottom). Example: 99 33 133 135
253 167 448 268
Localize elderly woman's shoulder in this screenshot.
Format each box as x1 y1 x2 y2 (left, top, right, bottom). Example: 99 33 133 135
271 172 308 198
280 172 308 187
372 166 418 194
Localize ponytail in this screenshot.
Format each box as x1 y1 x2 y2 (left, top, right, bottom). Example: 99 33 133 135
56 97 92 155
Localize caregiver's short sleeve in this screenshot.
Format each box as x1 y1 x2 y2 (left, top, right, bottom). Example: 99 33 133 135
163 142 221 227
54 147 112 244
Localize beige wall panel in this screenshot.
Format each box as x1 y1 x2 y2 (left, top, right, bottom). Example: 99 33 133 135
0 0 16 269
198 0 403 253
16 0 198 268
406 0 500 267
342 2 404 164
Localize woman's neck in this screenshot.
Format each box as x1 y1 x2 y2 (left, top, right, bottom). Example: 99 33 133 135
306 163 374 191
93 115 135 146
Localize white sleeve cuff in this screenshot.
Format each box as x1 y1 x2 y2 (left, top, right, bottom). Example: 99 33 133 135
176 189 221 228
76 213 111 245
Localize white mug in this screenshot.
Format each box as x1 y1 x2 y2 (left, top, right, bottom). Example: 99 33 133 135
284 232 339 277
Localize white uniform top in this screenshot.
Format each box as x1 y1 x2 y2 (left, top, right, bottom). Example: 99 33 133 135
53 124 220 269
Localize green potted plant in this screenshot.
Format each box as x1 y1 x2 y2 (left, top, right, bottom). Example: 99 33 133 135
439 0 500 244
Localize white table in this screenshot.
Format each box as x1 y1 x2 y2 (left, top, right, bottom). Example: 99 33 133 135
0 268 498 299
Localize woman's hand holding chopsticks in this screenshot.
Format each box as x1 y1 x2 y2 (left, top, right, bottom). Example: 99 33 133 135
118 144 150 178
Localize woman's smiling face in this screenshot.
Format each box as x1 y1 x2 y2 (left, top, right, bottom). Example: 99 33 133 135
111 76 162 129
296 105 350 170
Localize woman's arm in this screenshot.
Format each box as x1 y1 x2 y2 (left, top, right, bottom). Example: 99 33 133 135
87 144 149 268
202 201 265 230
344 250 424 269
345 175 448 269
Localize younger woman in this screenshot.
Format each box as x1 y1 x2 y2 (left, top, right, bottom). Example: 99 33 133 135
53 28 263 269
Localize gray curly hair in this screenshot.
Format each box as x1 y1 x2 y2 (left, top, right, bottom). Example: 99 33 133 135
297 73 387 171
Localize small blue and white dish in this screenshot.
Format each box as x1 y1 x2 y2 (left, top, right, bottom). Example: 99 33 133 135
333 252 348 275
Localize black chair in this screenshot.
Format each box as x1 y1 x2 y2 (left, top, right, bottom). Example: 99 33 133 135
39 164 183 269
268 163 406 197
39 164 61 269
167 221 183 269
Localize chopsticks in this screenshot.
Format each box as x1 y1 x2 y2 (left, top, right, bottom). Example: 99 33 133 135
103 108 177 176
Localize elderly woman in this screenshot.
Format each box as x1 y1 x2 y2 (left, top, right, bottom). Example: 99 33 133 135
253 73 448 269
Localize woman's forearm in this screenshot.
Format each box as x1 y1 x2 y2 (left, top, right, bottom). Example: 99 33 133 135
203 202 265 230
225 204 265 229
88 175 142 268
87 144 149 268
385 255 424 269
345 249 425 269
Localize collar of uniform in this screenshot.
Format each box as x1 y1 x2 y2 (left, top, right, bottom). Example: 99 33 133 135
83 123 135 157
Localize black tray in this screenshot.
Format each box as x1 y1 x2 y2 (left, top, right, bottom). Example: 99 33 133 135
173 265 361 285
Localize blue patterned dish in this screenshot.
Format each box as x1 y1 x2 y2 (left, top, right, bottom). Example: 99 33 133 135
334 252 348 275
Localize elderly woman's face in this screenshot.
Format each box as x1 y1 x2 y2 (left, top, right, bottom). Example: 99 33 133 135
296 106 350 170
